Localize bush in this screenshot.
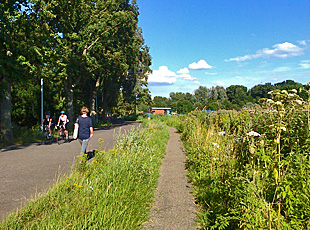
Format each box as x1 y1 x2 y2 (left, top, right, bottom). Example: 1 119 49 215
175 89 310 229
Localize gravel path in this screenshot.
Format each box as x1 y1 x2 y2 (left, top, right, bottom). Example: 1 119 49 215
144 127 197 229
0 121 140 221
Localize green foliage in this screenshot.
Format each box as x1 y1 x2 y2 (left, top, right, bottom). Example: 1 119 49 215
226 85 249 108
1 0 151 143
150 114 186 132
153 96 170 108
155 80 308 114
174 85 310 229
0 121 169 229
177 100 193 114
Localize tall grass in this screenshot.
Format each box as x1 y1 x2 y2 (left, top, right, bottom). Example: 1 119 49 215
158 88 310 229
177 97 310 229
0 120 169 229
148 114 186 132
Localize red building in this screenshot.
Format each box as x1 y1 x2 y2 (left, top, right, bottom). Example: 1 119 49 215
151 107 172 115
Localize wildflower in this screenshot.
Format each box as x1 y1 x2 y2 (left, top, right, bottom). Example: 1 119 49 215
290 89 297 93
266 99 274 103
274 138 280 144
246 131 261 137
275 101 282 105
280 126 286 131
218 131 225 136
74 183 83 188
281 90 288 94
212 142 220 148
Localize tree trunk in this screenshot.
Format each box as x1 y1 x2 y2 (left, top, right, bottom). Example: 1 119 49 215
0 75 13 142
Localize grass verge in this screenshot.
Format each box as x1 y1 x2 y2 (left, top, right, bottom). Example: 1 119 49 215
0 119 169 229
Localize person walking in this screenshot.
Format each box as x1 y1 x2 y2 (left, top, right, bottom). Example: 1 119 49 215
76 106 93 154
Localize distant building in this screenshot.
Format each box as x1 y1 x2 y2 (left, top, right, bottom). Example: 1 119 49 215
151 107 172 115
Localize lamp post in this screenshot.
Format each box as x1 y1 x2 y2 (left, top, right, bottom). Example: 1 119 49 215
41 78 43 124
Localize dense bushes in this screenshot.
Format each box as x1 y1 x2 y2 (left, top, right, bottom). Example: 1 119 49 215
179 88 310 229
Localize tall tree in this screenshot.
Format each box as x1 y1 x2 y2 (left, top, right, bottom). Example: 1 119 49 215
1 1 27 140
193 86 210 109
153 96 170 107
226 85 248 107
249 83 273 101
0 1 47 140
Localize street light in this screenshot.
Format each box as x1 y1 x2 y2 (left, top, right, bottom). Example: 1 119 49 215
41 78 43 125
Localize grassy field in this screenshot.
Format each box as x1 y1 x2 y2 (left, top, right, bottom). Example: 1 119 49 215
0 119 169 229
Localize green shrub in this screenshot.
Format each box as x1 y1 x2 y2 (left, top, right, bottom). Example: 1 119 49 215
177 89 310 229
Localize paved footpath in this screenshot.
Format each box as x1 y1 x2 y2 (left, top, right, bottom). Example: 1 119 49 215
0 121 140 221
144 127 197 230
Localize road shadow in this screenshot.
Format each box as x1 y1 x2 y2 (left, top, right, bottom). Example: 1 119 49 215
0 121 141 153
94 120 140 131
86 150 96 160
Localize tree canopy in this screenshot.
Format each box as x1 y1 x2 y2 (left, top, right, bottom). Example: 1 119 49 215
0 0 151 141
152 80 309 114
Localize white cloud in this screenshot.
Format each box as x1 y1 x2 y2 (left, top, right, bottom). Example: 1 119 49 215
177 67 190 74
272 67 291 72
227 54 260 62
300 60 310 69
205 72 218 76
148 66 177 84
176 67 198 81
214 80 225 86
226 42 305 62
178 73 197 81
298 40 307 46
189 59 212 70
298 40 306 46
148 66 198 85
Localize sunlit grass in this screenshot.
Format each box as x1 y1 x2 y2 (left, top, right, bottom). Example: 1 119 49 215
0 119 169 229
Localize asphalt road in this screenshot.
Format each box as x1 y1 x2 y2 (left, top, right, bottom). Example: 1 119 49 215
0 121 140 221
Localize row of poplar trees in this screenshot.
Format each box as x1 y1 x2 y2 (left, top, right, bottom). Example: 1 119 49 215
0 0 151 141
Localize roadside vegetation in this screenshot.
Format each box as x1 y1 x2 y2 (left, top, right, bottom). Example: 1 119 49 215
153 80 309 114
0 119 169 229
169 84 310 229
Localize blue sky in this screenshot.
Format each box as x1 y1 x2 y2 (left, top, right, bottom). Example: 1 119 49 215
137 0 310 98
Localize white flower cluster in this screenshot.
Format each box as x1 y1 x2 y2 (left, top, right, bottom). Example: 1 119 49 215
246 131 261 137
